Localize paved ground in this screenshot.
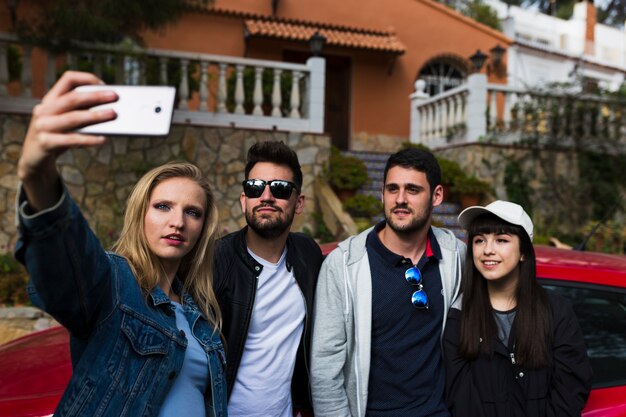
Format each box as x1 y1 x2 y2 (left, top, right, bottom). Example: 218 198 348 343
0 307 57 346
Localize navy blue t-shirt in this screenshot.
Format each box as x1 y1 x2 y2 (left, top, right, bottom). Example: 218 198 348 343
365 222 449 417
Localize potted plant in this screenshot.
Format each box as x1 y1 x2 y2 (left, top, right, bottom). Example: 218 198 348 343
327 147 369 201
451 175 492 208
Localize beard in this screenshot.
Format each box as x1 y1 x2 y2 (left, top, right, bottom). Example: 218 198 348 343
246 204 295 239
384 203 433 235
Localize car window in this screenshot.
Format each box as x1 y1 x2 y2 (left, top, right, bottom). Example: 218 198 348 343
541 281 626 389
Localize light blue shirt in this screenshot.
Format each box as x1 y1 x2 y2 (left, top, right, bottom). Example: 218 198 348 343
159 301 208 417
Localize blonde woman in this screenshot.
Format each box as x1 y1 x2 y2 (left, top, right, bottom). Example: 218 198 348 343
15 71 227 417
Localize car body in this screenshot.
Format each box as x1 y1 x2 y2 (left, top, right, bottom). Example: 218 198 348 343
1 245 625 416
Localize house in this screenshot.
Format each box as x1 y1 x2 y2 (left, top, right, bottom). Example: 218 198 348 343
1 0 511 152
148 0 512 151
484 0 626 92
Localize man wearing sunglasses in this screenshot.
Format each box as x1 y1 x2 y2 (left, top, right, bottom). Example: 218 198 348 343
213 141 323 417
311 148 466 417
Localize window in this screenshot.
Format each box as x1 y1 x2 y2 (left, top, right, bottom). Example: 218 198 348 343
541 281 626 388
417 56 468 97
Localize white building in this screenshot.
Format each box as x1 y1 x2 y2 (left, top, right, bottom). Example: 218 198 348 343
484 0 626 92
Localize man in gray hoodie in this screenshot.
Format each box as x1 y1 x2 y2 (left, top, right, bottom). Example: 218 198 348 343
311 148 466 417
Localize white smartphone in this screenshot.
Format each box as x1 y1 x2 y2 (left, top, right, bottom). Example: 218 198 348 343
75 85 177 136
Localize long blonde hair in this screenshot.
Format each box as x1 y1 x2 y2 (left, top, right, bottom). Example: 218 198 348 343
112 162 221 330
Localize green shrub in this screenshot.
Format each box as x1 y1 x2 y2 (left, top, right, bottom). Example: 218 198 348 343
437 157 466 187
451 175 492 195
0 253 29 305
327 147 368 191
343 194 382 218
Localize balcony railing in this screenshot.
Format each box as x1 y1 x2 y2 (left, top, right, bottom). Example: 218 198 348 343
410 73 626 151
0 32 325 134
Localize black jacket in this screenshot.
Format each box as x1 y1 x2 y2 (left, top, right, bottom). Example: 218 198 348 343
213 227 323 409
444 292 593 417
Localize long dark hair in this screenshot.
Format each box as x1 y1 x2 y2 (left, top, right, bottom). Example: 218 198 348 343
458 213 552 368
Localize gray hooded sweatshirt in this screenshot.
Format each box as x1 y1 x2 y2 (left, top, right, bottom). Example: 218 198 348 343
310 225 466 417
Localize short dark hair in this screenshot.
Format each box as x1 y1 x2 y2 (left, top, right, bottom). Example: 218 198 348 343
383 148 441 194
244 141 303 192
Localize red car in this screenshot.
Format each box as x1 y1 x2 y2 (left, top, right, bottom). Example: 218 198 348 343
1 245 625 416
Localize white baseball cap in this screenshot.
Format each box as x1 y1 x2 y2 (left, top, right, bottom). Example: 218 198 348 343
457 200 534 241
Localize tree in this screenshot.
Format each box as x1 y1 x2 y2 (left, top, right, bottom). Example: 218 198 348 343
462 0 502 30
440 0 625 29
439 0 502 30
13 0 211 52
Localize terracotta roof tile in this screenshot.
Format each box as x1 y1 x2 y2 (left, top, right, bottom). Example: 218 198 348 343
244 19 406 54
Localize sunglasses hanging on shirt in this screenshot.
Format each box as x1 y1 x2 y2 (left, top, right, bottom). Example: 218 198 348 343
405 265 429 309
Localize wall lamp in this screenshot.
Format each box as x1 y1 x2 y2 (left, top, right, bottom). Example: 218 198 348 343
469 44 507 76
309 31 327 56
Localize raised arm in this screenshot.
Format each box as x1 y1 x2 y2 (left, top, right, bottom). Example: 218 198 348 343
15 71 119 336
18 71 117 211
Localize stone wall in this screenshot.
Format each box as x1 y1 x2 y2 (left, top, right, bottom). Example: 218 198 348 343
437 143 583 236
0 114 331 251
351 132 407 153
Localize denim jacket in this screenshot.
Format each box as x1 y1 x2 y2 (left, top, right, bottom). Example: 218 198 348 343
14 185 228 417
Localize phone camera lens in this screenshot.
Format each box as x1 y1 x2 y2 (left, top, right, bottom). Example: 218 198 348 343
155 106 162 113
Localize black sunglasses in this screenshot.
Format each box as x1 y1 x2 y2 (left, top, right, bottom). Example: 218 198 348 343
405 266 429 309
242 179 298 200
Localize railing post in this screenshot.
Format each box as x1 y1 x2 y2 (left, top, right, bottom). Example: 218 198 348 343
409 79 429 143
271 68 283 117
289 70 302 119
93 53 103 79
234 64 245 114
179 59 190 110
252 66 263 116
217 63 227 113
199 60 209 112
305 57 325 133
0 41 8 97
20 44 32 98
466 73 487 141
159 57 168 85
45 52 56 92
489 90 497 131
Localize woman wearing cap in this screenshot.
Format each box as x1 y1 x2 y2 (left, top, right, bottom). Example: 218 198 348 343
443 200 592 417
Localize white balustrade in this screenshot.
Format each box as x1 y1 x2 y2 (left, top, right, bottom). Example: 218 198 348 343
0 32 325 134
410 71 626 148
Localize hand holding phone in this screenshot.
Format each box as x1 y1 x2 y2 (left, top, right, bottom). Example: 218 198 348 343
75 85 177 136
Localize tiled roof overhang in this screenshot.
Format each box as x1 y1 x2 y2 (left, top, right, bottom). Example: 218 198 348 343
243 18 406 55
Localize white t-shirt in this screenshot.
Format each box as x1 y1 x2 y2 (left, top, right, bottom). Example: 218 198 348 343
228 248 306 417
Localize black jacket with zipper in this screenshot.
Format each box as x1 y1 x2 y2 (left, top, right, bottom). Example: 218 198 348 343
443 291 593 417
213 227 323 409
